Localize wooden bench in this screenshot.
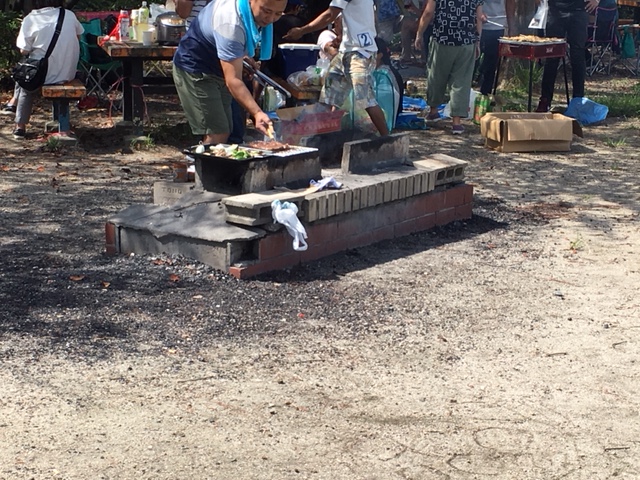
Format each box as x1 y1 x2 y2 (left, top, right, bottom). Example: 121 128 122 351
41 79 86 135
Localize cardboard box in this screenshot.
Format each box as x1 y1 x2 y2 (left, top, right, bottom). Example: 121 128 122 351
480 112 583 153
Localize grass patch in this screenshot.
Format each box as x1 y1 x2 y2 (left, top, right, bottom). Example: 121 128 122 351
592 92 640 118
130 135 155 150
604 137 627 148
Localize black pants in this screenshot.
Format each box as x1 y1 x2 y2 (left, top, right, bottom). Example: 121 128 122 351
541 9 588 102
479 29 503 95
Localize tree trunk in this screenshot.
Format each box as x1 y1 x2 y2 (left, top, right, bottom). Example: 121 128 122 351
513 0 537 35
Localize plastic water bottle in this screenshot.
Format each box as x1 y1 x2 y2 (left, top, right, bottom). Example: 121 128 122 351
139 1 149 25
119 10 130 41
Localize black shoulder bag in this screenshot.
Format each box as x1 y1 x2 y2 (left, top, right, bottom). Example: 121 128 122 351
12 8 66 92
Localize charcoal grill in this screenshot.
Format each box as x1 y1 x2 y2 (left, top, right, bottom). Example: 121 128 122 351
185 144 321 195
494 38 569 112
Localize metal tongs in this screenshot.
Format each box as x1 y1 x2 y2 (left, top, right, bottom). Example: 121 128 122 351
243 60 292 99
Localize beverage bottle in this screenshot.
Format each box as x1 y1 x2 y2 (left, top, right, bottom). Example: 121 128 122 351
119 10 130 41
473 94 489 125
139 1 150 25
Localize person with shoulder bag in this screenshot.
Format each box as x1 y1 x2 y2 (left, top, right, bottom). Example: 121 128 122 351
11 0 83 140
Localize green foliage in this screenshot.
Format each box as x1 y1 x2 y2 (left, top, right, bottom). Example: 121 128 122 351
509 60 544 94
73 0 141 11
0 11 22 75
592 92 640 118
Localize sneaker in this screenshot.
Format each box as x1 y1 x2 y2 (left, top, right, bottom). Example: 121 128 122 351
0 104 16 115
426 109 442 122
535 98 550 113
451 124 465 135
12 128 26 139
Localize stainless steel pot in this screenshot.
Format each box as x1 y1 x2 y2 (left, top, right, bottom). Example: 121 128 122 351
155 12 186 46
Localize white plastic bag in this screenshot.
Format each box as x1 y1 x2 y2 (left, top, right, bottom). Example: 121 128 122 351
271 200 308 251
442 90 479 119
529 0 548 30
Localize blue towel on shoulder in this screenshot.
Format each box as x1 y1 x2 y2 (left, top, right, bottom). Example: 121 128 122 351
238 0 273 61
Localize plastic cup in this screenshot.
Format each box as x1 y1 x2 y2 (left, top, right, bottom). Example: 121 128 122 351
142 30 153 46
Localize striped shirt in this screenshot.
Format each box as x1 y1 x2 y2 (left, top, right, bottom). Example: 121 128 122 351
185 0 210 29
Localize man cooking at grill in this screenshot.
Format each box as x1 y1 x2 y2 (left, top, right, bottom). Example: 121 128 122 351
172 0 287 144
283 0 390 137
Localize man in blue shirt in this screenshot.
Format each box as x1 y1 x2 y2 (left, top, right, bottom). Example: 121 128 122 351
173 0 286 144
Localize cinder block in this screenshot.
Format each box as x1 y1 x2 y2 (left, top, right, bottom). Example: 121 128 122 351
344 189 353 213
398 177 407 199
358 185 370 210
375 183 384 205
383 179 393 203
405 175 415 197
341 133 410 173
391 179 400 201
327 192 337 217
367 184 377 207
317 192 328 219
335 190 345 215
305 197 319 222
352 187 361 212
413 154 467 187
153 181 199 206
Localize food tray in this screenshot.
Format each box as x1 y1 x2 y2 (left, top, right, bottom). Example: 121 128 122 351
499 39 565 46
183 144 272 162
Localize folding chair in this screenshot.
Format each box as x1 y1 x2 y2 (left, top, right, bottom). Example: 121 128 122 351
78 18 122 99
586 6 619 76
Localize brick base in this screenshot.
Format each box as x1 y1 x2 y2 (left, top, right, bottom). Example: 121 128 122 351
229 183 473 279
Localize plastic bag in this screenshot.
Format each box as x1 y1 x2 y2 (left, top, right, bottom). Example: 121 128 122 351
287 66 324 88
271 200 308 251
564 97 608 126
529 0 548 30
262 86 286 112
621 27 636 59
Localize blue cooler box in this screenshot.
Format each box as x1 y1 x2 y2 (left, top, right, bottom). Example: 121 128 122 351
278 43 320 79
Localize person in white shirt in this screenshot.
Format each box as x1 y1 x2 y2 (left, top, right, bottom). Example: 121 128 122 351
284 0 389 136
13 0 83 139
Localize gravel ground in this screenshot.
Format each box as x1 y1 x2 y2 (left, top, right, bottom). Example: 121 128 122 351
1 93 639 479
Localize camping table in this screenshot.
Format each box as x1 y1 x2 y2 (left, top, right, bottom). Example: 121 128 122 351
492 39 569 112
103 42 177 132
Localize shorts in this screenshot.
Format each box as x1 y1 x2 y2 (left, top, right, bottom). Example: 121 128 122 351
320 51 378 111
172 65 232 136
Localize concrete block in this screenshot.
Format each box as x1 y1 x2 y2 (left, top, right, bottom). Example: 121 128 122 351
391 179 400 201
383 179 393 203
327 191 337 217
153 181 199 206
344 189 353 213
341 133 410 173
335 190 345 215
413 154 467 187
351 187 361 212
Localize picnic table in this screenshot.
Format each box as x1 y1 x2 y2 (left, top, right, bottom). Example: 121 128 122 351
618 0 640 22
103 41 177 132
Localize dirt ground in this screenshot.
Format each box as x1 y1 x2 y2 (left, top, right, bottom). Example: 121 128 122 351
1 77 639 479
